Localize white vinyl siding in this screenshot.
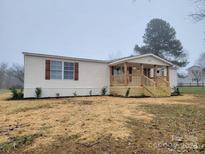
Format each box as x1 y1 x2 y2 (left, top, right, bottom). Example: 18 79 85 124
24 55 109 98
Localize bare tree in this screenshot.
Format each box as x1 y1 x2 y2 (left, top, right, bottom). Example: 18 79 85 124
0 63 24 89
197 52 205 72
190 0 205 22
191 69 204 85
8 64 24 83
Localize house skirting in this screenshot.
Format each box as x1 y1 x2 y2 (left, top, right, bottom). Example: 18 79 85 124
24 88 108 98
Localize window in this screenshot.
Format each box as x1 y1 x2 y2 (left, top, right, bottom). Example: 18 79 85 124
113 66 124 75
50 61 62 79
64 62 74 80
46 60 77 80
128 67 132 75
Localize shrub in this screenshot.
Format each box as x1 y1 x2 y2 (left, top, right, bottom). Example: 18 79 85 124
171 86 181 96
125 88 130 97
9 88 24 100
56 93 60 97
73 91 77 96
101 87 107 96
89 90 92 96
176 87 180 95
10 87 18 99
35 88 42 98
18 89 24 98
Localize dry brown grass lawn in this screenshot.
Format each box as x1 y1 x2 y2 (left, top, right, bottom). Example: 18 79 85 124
0 92 205 153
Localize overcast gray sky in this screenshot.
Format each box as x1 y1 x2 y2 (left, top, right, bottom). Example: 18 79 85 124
0 0 204 68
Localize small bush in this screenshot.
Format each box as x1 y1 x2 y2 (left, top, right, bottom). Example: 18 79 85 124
125 88 130 97
10 88 18 99
171 87 181 96
89 90 92 96
73 91 77 96
56 93 60 97
18 89 24 98
101 87 107 96
176 87 180 95
35 88 42 98
10 88 24 100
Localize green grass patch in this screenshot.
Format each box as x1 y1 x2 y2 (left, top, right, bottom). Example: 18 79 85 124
0 133 42 153
130 104 205 136
178 86 205 94
126 104 205 153
140 104 205 121
11 104 53 114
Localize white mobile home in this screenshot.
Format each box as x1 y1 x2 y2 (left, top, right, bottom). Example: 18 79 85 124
23 52 177 98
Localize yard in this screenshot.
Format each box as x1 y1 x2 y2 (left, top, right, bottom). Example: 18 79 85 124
0 92 205 154
178 86 205 94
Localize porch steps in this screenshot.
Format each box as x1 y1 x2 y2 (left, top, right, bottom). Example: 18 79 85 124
143 75 171 97
144 86 170 97
143 86 155 97
154 88 171 97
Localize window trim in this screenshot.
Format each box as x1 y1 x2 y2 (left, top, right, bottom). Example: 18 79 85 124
48 60 77 81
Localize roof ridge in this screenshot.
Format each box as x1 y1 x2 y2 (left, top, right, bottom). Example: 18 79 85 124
23 52 110 63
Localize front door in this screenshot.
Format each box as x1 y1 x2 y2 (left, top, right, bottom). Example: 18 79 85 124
144 68 151 78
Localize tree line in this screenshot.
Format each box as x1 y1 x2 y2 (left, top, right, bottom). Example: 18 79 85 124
0 63 24 89
192 53 205 84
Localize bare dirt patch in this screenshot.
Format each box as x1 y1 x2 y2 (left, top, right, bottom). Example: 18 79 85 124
0 93 205 153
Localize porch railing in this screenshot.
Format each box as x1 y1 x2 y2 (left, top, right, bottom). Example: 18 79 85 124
111 74 142 86
143 75 156 96
111 75 124 85
157 76 169 87
156 77 171 95
128 74 141 86
111 74 170 95
143 75 155 87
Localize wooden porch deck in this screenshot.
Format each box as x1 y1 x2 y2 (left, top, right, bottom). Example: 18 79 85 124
109 63 171 97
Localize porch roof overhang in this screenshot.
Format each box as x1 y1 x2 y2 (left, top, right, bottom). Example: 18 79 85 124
108 54 173 67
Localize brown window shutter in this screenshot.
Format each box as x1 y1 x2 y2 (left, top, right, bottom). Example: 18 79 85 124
45 60 50 80
74 63 79 80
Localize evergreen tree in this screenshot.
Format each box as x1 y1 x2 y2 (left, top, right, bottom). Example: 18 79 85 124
134 18 188 67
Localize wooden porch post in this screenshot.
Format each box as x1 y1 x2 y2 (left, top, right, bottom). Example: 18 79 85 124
124 63 128 85
110 66 113 86
166 66 169 81
140 64 144 86
154 65 158 82
147 67 150 78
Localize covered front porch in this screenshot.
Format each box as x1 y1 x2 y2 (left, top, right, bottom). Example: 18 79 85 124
109 62 171 97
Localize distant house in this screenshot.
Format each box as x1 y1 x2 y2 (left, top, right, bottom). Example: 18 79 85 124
178 65 205 86
23 52 177 98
